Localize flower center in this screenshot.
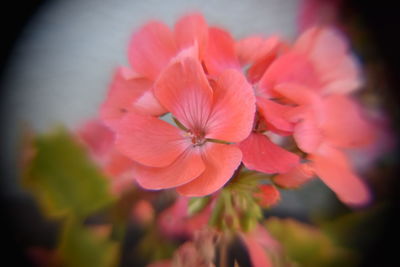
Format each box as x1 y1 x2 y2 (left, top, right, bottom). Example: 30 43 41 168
188 130 206 147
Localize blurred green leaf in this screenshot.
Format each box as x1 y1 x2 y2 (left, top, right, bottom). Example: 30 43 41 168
265 217 357 267
23 128 115 219
188 196 211 216
59 219 118 267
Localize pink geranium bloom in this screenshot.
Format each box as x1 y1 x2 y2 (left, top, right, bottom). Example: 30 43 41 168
258 26 362 97
272 85 375 206
234 35 301 175
115 56 255 196
101 13 240 129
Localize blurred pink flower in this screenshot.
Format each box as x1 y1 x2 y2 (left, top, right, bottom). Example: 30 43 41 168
158 197 211 240
116 56 255 196
77 119 135 194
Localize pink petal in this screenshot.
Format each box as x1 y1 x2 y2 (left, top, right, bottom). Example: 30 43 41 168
174 13 208 57
133 148 205 190
239 133 300 174
274 163 315 188
100 69 153 129
273 83 319 106
154 57 213 131
203 27 240 75
177 143 242 196
293 116 323 153
256 97 294 134
133 89 167 116
241 235 273 267
116 113 187 168
236 35 280 66
258 51 319 95
206 69 256 142
310 145 371 206
321 95 376 148
104 150 134 177
128 21 177 80
295 27 361 94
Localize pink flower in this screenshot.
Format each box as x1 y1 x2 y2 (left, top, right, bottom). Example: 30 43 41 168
115 56 255 196
101 13 240 130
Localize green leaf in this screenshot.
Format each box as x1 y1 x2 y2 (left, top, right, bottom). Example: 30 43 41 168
265 217 357 267
188 196 211 216
23 128 115 219
59 219 119 267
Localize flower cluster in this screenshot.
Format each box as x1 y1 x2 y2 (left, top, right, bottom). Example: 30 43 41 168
84 13 377 207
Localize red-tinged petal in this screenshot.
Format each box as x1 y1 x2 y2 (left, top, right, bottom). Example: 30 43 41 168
100 69 153 129
203 27 240 75
177 143 242 196
236 35 280 66
174 13 208 57
321 95 376 148
206 69 256 142
273 83 320 106
241 235 273 267
133 148 205 189
133 89 167 116
257 97 294 134
274 163 315 188
310 145 371 206
254 185 281 208
293 116 323 153
116 113 187 168
258 51 319 95
154 57 213 131
240 133 300 174
128 21 177 80
78 119 115 159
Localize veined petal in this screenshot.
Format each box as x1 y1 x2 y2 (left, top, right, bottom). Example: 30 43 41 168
310 145 371 207
116 113 187 168
100 69 153 129
257 97 294 134
240 133 300 174
154 57 213 131
174 13 208 57
177 143 242 196
133 148 205 190
206 69 256 142
128 21 178 80
203 27 240 75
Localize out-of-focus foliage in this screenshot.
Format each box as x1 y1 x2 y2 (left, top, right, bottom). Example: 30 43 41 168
59 219 119 267
265 217 357 267
23 128 115 219
22 128 119 267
